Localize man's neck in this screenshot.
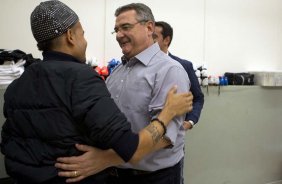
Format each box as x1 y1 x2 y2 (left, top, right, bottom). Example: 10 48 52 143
163 48 169 55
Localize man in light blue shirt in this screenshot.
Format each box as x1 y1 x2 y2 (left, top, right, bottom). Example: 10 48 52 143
106 43 189 172
104 3 190 183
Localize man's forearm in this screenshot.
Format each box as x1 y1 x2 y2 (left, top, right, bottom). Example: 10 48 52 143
128 89 192 164
128 105 176 164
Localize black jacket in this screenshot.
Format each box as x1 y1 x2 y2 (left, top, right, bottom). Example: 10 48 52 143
1 51 138 183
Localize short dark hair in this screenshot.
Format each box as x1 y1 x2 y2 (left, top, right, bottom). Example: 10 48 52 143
155 21 173 46
115 3 155 23
37 39 54 51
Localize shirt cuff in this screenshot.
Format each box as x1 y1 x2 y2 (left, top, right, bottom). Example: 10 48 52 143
188 120 195 127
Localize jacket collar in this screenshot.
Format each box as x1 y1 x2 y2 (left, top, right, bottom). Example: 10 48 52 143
43 51 82 64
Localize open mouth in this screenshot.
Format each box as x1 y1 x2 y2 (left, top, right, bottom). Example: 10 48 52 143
121 42 129 47
119 39 130 47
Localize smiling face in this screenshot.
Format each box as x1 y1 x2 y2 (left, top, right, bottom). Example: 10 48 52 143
114 10 154 59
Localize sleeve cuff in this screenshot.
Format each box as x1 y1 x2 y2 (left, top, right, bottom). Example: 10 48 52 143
188 120 195 127
111 131 139 162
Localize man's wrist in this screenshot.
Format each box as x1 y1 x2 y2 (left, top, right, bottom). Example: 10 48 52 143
107 149 125 166
183 120 194 130
158 108 174 126
188 120 194 128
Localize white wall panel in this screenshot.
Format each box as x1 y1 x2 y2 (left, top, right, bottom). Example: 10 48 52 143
1 0 281 75
205 0 282 75
0 0 106 65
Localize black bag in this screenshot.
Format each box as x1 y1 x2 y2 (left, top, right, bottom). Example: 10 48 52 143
224 72 254 85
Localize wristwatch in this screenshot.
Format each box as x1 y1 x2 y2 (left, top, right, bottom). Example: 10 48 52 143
188 120 194 129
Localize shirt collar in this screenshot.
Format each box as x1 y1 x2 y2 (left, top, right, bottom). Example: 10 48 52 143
121 43 161 66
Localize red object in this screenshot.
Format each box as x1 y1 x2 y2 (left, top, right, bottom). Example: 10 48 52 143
100 66 109 76
94 66 102 75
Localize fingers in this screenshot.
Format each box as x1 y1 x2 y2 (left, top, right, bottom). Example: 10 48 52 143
188 105 193 112
58 170 86 183
187 93 193 110
177 92 193 113
182 92 193 98
56 162 88 183
182 121 192 130
168 85 178 95
55 162 78 171
56 156 79 165
66 176 86 183
75 144 93 152
59 170 79 178
186 97 193 112
56 145 89 163
183 92 193 105
58 170 81 177
187 91 193 97
55 144 100 183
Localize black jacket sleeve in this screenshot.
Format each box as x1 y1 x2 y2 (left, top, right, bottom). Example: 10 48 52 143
71 65 138 162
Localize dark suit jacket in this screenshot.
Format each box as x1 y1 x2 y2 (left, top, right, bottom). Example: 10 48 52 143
169 53 204 124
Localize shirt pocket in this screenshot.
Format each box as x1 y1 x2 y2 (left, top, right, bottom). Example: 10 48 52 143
120 80 152 113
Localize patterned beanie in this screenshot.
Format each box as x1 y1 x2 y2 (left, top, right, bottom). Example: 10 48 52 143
30 0 79 43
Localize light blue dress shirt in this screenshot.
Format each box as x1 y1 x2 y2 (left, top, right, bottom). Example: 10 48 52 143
106 43 190 171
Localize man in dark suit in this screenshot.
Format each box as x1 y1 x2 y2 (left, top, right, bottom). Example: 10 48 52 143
154 21 204 183
154 21 204 130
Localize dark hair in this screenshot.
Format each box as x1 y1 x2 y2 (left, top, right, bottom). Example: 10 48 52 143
37 39 54 51
155 21 173 46
115 3 155 23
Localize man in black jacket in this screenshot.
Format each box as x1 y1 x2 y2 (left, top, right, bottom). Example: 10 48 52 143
0 1 193 184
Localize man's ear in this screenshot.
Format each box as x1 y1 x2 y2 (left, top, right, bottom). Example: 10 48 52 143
146 21 155 35
66 29 75 46
164 36 171 47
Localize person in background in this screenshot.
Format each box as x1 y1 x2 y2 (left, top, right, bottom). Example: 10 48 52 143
55 3 191 184
0 1 193 184
154 21 204 129
154 20 204 183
